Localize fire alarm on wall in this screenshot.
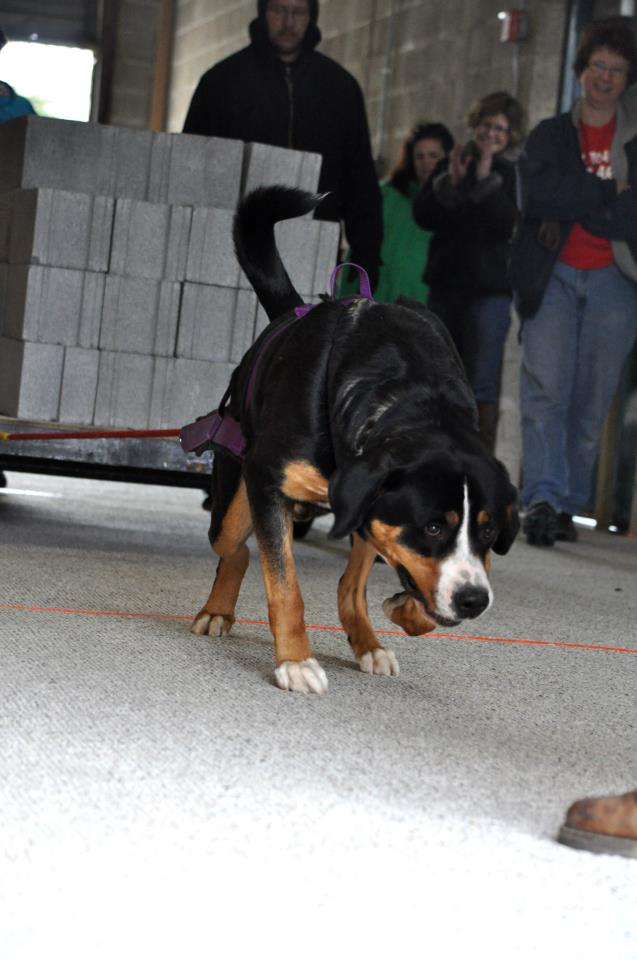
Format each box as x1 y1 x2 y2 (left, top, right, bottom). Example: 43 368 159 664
498 9 529 43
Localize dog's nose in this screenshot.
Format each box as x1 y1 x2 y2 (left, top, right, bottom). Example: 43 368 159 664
453 585 490 620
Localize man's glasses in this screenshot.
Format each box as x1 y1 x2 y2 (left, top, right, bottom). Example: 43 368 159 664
589 60 628 79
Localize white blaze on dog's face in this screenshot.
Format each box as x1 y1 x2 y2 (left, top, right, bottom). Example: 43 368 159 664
434 482 493 622
367 478 496 629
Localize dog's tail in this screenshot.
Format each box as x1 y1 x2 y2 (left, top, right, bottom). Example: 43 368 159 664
233 185 325 321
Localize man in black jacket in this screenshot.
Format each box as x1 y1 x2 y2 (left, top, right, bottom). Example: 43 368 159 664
183 0 382 290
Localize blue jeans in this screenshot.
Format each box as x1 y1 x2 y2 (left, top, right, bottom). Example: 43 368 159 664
519 261 637 513
428 289 512 403
464 294 512 404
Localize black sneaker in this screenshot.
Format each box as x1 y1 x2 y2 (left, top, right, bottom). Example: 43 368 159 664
523 501 557 547
555 512 578 542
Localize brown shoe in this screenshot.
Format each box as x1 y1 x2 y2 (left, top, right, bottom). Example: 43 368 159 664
558 789 637 857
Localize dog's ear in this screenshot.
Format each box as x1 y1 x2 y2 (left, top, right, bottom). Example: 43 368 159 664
493 486 520 555
328 458 383 539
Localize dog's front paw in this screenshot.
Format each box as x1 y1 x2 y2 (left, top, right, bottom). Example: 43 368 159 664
359 648 400 677
275 658 328 695
382 592 437 636
190 610 234 638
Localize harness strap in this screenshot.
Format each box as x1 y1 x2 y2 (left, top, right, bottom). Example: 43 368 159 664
244 313 300 410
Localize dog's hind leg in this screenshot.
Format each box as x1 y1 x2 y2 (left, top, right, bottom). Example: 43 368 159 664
246 468 328 695
338 532 399 677
192 456 252 639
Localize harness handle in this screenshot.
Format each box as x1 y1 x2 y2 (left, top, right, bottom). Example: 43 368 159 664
329 261 374 300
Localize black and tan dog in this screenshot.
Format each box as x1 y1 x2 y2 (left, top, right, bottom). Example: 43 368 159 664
189 186 519 694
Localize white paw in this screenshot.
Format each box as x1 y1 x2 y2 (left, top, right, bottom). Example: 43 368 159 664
275 658 329 694
190 612 233 638
359 648 400 677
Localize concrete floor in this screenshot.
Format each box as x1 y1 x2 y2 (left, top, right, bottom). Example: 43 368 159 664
0 470 636 959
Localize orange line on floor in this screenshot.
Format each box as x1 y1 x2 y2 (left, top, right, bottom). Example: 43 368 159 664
1 602 636 656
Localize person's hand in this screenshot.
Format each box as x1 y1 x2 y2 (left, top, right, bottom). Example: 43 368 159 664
448 144 471 187
475 137 499 180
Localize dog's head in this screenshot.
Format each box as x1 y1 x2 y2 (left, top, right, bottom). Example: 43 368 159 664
329 442 519 631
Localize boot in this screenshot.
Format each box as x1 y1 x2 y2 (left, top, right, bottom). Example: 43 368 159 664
558 789 637 858
478 402 499 454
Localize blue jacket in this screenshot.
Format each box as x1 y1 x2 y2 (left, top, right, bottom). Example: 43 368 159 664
0 84 36 124
510 98 637 318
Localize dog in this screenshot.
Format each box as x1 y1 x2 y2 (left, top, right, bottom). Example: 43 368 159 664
188 185 519 694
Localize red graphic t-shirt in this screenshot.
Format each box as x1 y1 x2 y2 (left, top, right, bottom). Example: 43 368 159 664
559 116 616 269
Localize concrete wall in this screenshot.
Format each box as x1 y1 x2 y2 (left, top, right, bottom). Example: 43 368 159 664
108 0 164 128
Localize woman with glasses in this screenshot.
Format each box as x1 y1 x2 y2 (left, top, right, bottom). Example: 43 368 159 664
413 91 524 452
510 17 637 548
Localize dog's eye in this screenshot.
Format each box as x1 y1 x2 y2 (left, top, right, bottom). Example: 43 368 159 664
425 521 443 537
478 524 495 543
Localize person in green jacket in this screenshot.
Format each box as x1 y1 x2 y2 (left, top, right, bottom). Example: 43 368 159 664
339 122 453 302
375 122 454 303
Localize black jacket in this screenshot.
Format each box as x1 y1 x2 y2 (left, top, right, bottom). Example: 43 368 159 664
183 17 382 288
412 150 519 296
510 101 637 318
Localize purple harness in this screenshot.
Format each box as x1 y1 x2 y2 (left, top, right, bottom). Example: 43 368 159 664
180 263 373 459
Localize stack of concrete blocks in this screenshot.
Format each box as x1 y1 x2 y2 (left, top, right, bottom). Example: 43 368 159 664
0 115 340 429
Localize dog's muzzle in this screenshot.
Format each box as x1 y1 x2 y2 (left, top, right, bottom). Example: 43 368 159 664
397 565 459 628
451 584 490 620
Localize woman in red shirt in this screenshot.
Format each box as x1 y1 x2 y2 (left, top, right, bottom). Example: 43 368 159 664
514 17 637 547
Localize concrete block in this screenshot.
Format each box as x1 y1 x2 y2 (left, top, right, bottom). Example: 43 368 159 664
97 126 153 201
148 131 243 208
100 276 180 356
274 218 320 297
185 207 240 287
110 198 191 281
313 220 341 295
59 346 99 425
78 272 106 349
8 189 114 272
94 351 155 428
0 337 64 419
0 193 11 261
231 289 258 362
111 199 166 280
4 264 84 346
177 283 235 361
177 284 257 363
299 151 323 194
243 142 322 197
149 356 234 429
165 204 192 281
0 115 111 196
